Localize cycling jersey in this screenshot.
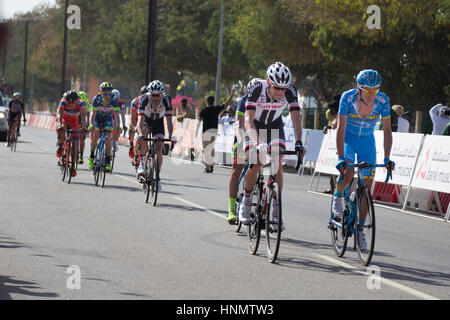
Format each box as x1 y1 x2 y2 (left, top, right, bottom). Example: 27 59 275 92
117 97 126 113
138 93 173 120
339 88 390 137
91 94 120 116
236 94 248 116
58 98 86 118
131 95 142 124
79 96 92 113
8 100 24 114
245 80 300 125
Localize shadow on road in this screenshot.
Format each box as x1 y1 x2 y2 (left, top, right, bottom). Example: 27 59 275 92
0 275 59 299
375 262 450 288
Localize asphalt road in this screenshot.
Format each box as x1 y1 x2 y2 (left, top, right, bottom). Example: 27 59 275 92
0 126 449 300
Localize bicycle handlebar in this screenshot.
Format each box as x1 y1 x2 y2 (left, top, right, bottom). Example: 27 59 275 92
341 162 393 183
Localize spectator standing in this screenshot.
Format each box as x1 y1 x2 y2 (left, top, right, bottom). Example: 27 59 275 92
196 89 235 173
176 98 195 123
430 103 450 135
402 111 417 133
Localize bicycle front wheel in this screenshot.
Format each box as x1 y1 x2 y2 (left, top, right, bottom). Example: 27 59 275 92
330 195 348 258
100 150 107 188
266 182 282 263
355 188 376 266
94 147 100 186
150 153 160 206
68 140 75 184
248 183 263 255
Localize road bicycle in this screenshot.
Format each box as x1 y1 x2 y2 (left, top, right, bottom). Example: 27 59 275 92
247 149 302 263
8 118 24 152
59 128 78 184
93 127 108 188
139 137 173 206
328 162 392 266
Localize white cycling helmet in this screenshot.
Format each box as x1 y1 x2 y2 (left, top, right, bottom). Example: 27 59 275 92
266 62 292 88
147 80 165 94
247 78 263 92
112 89 121 98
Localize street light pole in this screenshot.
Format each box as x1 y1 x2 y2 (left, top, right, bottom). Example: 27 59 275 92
60 0 69 97
215 3 225 104
22 20 29 110
145 0 157 84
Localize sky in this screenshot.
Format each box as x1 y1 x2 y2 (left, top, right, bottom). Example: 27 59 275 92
1 0 57 19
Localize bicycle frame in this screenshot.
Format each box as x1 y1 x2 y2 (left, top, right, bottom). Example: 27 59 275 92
329 162 390 234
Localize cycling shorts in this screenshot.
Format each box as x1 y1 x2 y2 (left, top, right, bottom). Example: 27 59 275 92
8 112 21 126
143 116 165 139
94 113 114 132
60 116 80 138
344 133 376 179
244 118 286 152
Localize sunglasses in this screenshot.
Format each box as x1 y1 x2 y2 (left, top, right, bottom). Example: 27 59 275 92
151 93 161 98
102 92 112 97
272 85 287 92
358 86 379 96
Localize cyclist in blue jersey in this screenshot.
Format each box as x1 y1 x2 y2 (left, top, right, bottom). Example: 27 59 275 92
88 82 121 172
332 69 395 250
226 78 262 224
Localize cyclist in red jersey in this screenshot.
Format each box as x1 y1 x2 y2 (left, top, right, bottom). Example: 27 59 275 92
56 90 87 177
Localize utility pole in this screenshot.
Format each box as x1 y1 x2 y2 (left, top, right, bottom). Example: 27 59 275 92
145 0 157 84
22 20 29 110
1 39 6 82
215 3 225 104
60 0 69 97
82 49 88 91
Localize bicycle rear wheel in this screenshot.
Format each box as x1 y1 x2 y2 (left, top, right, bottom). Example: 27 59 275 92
248 183 262 255
145 154 153 203
68 140 74 184
355 188 376 266
266 182 282 263
94 147 101 186
234 193 242 233
110 146 116 174
329 194 349 257
100 149 107 188
61 146 68 182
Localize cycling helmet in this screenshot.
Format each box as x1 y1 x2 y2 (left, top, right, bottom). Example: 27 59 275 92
65 90 79 102
147 80 165 94
99 82 113 92
78 91 88 101
266 62 292 88
247 78 263 92
13 92 21 98
140 85 149 95
112 89 121 98
357 69 381 87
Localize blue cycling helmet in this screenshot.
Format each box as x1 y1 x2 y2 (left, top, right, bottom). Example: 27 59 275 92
357 69 381 87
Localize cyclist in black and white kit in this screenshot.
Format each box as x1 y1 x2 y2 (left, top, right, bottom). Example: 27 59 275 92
7 92 26 146
136 80 176 188
238 62 304 230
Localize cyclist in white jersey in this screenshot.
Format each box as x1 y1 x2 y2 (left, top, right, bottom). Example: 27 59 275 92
238 62 304 230
136 80 176 188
